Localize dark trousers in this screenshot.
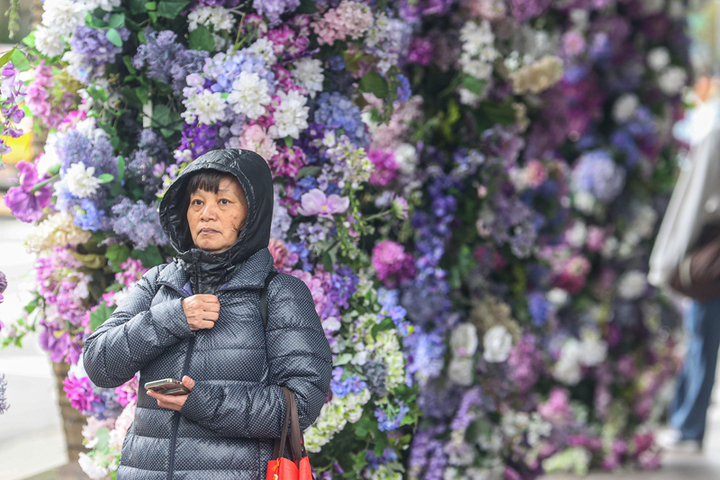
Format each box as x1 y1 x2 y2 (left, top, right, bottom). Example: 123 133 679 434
670 297 720 442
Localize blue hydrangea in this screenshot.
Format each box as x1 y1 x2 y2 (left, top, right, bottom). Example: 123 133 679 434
378 288 411 335
292 176 318 200
571 149 626 203
331 368 367 398
111 197 169 249
314 92 369 146
396 73 411 102
73 199 106 232
287 242 312 271
56 131 118 178
527 292 552 326
327 55 345 71
374 401 410 431
365 448 398 469
205 49 274 93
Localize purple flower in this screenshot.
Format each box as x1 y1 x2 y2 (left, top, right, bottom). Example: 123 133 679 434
372 240 416 288
374 400 410 431
253 0 300 26
571 149 626 203
510 0 551 22
73 198 106 232
314 92 368 146
330 368 367 398
63 373 101 414
297 189 350 218
111 197 169 249
4 161 52 223
0 375 8 414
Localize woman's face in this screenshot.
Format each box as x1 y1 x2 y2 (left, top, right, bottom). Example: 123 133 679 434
187 176 248 253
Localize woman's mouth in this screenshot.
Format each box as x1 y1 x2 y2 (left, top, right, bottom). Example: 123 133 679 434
199 228 219 235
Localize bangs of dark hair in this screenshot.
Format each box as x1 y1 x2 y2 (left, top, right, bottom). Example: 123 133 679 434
179 170 239 249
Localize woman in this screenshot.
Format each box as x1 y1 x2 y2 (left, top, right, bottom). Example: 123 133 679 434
83 149 333 479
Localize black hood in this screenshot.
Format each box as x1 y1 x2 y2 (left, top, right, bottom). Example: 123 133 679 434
158 149 273 294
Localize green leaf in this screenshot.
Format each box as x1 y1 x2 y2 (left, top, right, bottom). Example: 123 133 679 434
90 303 116 330
284 136 294 148
157 0 190 19
145 1 157 9
94 427 111 453
333 353 352 366
135 85 149 104
106 28 123 48
153 103 183 131
148 11 158 22
106 243 130 268
400 414 415 426
359 71 389 99
462 74 487 96
295 166 321 179
109 13 126 28
131 246 165 268
22 32 35 48
0 48 15 69
160 128 174 138
296 0 318 13
116 156 125 183
10 49 30 71
98 173 114 183
188 26 216 52
129 0 147 14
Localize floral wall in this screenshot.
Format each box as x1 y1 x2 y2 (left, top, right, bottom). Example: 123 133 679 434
0 0 690 478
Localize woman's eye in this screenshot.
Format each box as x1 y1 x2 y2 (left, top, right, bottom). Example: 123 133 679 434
192 199 203 205
219 199 230 205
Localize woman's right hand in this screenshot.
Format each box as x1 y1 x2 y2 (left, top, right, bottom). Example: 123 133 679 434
182 295 220 331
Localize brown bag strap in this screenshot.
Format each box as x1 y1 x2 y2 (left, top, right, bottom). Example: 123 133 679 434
285 387 304 462
272 387 293 460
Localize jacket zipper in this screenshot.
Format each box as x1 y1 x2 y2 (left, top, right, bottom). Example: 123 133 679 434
157 281 194 480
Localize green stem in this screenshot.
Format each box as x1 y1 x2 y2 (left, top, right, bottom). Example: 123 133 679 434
30 174 59 193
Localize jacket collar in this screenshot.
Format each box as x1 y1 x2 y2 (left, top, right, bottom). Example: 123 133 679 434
157 248 274 294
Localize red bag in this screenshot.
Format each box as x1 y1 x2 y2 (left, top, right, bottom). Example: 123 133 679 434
266 387 313 480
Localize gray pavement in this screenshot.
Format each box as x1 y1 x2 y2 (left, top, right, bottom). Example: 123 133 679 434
1 215 720 479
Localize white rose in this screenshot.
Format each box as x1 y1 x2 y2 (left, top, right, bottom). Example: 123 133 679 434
547 288 569 307
647 47 670 72
448 357 475 386
579 330 608 367
658 66 687 95
395 143 418 175
573 191 596 214
612 94 639 123
617 270 648 300
78 452 110 480
64 162 102 198
565 221 587 248
450 323 479 358
553 338 583 385
483 325 513 363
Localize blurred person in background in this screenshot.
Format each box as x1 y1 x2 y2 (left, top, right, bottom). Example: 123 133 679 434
649 76 720 451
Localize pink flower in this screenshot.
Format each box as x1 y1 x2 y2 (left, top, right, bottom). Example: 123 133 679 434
538 387 574 424
239 124 279 161
63 373 100 413
407 37 433 65
371 240 416 288
297 189 350 218
368 149 399 187
562 31 587 57
268 238 289 269
554 255 591 294
311 0 373 45
586 226 606 252
269 146 307 178
115 376 139 408
524 159 548 188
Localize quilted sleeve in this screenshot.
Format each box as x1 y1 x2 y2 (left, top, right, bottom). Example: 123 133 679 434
180 273 332 437
83 265 195 388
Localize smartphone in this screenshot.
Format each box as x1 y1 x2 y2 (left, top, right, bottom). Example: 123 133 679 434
144 378 191 396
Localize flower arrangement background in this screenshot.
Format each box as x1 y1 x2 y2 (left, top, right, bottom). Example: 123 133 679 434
0 0 692 478
3 0 419 478
368 1 690 479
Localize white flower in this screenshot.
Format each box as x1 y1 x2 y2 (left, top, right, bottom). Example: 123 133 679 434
565 221 587 248
460 20 495 56
612 94 639 123
658 66 686 95
547 288 569 307
448 357 474 386
227 71 271 119
78 452 110 480
248 38 277 65
579 330 607 367
570 9 589 30
617 270 648 300
41 0 85 36
269 90 309 139
80 0 121 11
642 0 665 14
553 339 583 385
291 58 325 98
483 325 513 363
183 90 227 125
647 47 670 72
450 323 478 358
459 87 483 107
601 236 619 259
64 162 103 198
573 190 596 214
668 0 684 18
187 6 234 32
394 143 418 175
34 26 66 58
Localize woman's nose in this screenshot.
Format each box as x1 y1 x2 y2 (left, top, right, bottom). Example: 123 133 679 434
200 203 219 220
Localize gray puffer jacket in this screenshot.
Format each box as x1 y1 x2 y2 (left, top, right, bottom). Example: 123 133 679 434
83 150 333 480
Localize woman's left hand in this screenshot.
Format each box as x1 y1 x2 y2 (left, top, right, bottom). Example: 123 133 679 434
147 376 196 412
